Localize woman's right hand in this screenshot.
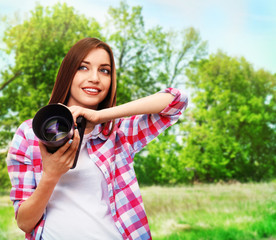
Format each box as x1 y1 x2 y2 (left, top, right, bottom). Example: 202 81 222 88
39 129 80 182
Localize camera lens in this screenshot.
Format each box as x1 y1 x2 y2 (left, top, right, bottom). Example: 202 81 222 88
42 117 70 141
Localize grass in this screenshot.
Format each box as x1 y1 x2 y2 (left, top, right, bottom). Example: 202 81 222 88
0 182 275 240
0 192 24 240
141 182 276 240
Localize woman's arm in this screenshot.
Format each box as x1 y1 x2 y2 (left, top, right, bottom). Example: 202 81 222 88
100 92 175 122
69 92 175 127
16 130 80 233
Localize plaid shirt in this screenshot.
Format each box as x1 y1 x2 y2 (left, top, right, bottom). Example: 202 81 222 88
7 88 188 240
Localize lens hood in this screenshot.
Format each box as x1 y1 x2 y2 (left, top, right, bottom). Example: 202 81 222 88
32 104 74 153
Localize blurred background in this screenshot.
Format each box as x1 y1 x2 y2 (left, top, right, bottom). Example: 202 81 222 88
0 1 275 239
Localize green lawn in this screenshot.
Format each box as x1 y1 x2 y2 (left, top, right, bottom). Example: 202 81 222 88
0 193 24 240
1 182 276 240
141 182 276 240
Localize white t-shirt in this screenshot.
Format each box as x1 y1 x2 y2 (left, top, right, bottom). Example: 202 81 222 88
42 132 123 240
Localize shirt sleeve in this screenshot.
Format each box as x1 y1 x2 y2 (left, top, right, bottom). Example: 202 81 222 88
6 120 37 218
118 88 188 154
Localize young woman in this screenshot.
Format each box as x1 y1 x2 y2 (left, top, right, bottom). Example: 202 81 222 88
7 38 188 240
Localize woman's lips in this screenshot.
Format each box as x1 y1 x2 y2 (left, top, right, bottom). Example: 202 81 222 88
82 88 101 95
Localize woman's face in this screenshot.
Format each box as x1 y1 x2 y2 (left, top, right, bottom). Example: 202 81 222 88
67 48 112 109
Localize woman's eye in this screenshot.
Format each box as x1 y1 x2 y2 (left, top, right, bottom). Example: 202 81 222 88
100 68 110 74
78 66 88 70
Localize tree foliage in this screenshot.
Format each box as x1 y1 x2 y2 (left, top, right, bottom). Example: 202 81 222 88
1 1 274 186
0 1 206 186
0 1 205 146
0 3 102 148
135 131 184 185
180 52 276 182
105 1 206 104
0 151 11 189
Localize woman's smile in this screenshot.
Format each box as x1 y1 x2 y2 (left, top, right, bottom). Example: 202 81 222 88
82 87 101 95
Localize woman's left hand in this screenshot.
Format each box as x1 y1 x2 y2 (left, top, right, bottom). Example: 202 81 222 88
68 106 101 129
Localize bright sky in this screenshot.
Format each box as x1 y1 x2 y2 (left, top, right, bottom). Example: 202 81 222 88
0 0 275 73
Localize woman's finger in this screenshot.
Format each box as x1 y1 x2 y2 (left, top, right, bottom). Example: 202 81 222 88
62 130 80 167
52 129 79 158
63 129 80 154
68 106 84 124
38 141 50 159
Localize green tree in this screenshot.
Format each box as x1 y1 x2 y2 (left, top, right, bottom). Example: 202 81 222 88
0 151 11 189
180 51 276 182
105 2 207 184
0 3 102 147
0 1 207 187
135 131 184 185
0 1 206 144
105 1 207 104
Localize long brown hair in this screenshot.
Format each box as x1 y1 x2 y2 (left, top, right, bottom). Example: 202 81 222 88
49 38 117 135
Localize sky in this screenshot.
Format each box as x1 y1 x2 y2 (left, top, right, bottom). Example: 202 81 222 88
0 0 275 73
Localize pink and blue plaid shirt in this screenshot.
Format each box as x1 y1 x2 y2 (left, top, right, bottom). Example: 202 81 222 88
7 88 188 240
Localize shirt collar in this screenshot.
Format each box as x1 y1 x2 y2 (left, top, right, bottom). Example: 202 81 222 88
86 124 109 141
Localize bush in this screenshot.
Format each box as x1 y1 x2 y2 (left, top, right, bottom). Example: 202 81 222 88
0 152 11 190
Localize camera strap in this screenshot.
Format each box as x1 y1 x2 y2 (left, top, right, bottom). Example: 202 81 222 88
71 116 87 169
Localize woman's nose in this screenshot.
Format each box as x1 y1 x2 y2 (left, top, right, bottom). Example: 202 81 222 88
88 70 100 83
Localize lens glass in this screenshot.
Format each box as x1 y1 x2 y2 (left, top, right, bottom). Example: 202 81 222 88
43 118 69 141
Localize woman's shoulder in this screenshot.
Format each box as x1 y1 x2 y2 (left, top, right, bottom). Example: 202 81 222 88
8 119 38 163
15 119 35 140
19 118 33 128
